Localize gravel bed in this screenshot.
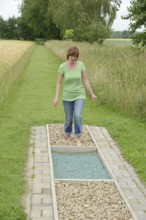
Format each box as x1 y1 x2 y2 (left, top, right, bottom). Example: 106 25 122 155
55 181 132 220
48 124 95 146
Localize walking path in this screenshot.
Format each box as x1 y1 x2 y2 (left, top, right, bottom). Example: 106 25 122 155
24 124 146 220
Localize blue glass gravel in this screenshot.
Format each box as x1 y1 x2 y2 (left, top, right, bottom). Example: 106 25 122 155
52 152 111 179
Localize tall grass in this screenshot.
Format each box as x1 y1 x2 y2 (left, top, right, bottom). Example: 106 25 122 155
46 40 146 120
0 40 35 105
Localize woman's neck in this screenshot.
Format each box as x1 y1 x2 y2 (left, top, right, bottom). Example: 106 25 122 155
67 60 77 69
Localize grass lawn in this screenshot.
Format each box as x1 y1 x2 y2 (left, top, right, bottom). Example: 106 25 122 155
0 44 145 219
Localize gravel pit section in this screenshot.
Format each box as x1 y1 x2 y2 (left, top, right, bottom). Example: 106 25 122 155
48 124 95 146
55 181 132 220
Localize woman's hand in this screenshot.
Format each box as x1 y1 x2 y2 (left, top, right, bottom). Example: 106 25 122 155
52 98 58 107
91 94 97 102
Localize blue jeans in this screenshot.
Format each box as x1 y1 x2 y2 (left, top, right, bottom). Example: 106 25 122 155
63 99 85 136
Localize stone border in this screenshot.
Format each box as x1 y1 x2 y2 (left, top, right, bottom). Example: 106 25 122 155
46 125 59 220
51 146 97 152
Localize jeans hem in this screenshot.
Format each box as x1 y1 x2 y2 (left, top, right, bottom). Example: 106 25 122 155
64 131 72 135
75 133 82 137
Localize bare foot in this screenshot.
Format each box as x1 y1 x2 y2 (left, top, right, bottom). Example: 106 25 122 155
77 141 82 146
64 135 71 141
76 137 82 146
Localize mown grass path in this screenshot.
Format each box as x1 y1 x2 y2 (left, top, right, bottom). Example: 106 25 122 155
0 45 63 219
0 44 145 219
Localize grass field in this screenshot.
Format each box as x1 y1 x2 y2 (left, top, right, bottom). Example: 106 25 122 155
0 40 146 219
46 39 146 120
0 40 34 105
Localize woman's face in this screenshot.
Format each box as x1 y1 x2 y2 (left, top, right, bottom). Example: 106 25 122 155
68 54 77 64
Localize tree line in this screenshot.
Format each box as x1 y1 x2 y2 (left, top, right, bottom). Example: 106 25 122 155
0 0 145 46
0 0 121 42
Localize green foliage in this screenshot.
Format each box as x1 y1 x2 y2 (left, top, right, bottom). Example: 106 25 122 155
111 30 131 38
0 16 35 40
0 16 19 39
21 0 60 39
0 16 5 38
17 17 35 40
123 0 146 47
1 0 123 42
49 0 121 43
63 29 74 40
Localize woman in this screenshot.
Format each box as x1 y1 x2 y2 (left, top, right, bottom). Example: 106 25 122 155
53 46 97 146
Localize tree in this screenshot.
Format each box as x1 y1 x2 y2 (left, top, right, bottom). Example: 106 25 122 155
63 29 74 40
5 17 19 39
0 16 5 38
124 0 146 47
49 0 121 43
21 0 60 39
17 17 35 40
0 16 19 39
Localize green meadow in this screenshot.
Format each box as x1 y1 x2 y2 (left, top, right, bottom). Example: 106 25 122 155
0 39 145 219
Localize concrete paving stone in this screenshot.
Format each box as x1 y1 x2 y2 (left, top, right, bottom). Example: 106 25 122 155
41 164 51 167
42 157 49 162
34 157 42 163
128 198 140 205
133 178 146 196
33 170 42 175
42 169 51 175
41 178 51 183
39 174 51 178
127 181 138 188
31 195 42 204
136 211 146 220
42 188 52 195
121 171 133 177
117 165 126 170
131 203 146 211
42 196 52 204
118 180 129 188
33 183 51 188
30 209 41 218
34 166 50 172
32 184 51 191
40 153 49 157
34 162 49 167
33 174 50 179
35 142 47 147
31 203 50 208
130 186 142 193
42 209 53 217
32 188 42 194
118 176 133 180
32 217 53 220
137 197 146 205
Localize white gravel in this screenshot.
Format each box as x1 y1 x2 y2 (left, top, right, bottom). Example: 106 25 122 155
55 181 133 220
48 124 95 146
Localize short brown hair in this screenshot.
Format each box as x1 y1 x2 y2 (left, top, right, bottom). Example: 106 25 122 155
67 46 79 59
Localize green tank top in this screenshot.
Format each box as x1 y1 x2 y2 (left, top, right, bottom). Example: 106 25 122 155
58 61 86 101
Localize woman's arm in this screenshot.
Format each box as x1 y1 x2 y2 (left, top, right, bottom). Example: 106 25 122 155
52 73 63 107
82 71 97 102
